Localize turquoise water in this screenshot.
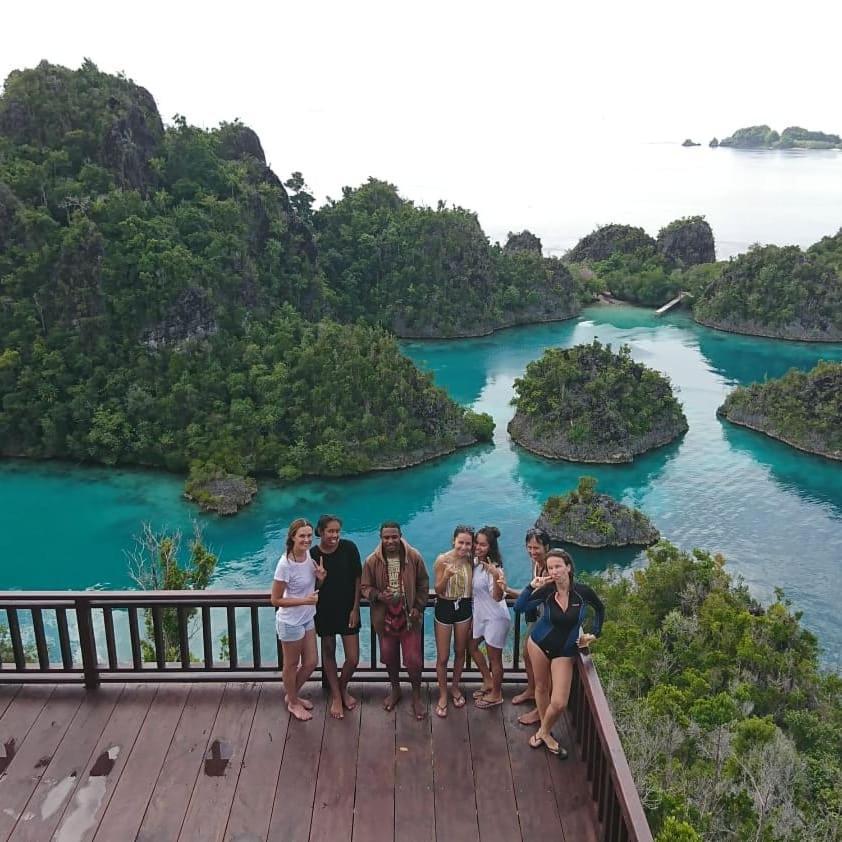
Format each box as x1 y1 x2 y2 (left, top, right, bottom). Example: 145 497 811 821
1 305 841 662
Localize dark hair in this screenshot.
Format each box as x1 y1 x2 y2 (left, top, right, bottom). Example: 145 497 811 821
546 547 575 580
476 525 503 567
285 518 313 553
316 514 342 537
379 520 402 535
524 527 551 549
452 524 475 540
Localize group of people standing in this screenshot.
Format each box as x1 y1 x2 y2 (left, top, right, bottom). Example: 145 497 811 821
270 515 605 757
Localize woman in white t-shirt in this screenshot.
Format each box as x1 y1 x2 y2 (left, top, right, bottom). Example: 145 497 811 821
271 518 326 721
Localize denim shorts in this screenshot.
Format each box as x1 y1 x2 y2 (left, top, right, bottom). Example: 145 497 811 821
277 618 315 642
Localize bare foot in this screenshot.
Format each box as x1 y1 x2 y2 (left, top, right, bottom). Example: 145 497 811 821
285 694 313 710
518 708 540 726
473 686 492 699
329 696 344 720
412 695 427 720
288 702 313 722
384 688 403 711
512 689 534 705
342 689 358 711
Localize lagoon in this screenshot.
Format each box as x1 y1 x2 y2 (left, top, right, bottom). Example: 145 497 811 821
2 305 841 662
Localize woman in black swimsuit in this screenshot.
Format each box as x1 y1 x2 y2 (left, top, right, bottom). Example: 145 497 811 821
514 548 604 757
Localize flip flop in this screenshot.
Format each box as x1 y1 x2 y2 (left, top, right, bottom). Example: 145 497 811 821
435 703 448 718
451 693 466 708
475 697 503 709
473 688 491 699
529 733 567 757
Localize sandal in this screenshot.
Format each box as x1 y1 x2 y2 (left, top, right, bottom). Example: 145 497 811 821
435 702 448 718
529 733 567 757
473 688 491 700
475 697 503 709
451 693 466 708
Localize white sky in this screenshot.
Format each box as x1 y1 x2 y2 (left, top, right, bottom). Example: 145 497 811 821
3 0 841 242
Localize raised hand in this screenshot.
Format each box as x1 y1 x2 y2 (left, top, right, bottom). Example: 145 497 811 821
530 574 551 589
313 558 327 583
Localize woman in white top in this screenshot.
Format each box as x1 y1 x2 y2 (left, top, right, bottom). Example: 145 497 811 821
469 526 511 708
271 518 326 721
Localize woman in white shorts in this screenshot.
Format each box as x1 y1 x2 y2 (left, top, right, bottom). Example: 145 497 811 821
469 526 511 708
271 517 325 721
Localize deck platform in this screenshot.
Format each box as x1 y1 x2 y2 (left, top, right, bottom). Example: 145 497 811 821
0 680 599 842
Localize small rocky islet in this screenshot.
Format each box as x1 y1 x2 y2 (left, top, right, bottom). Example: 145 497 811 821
507 340 688 464
535 476 660 548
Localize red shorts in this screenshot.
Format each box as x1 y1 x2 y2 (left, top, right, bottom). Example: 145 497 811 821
378 626 423 673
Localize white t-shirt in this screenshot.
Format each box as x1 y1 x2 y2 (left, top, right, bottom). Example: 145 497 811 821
274 553 317 627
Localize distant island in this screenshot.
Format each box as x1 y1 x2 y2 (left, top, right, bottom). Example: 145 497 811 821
717 361 842 461
681 139 700 147
507 340 688 463
535 476 660 547
717 125 842 150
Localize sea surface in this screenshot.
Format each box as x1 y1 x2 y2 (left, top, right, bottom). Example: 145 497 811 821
2 306 841 663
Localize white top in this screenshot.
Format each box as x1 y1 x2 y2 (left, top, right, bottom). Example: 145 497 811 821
472 563 510 624
274 552 317 626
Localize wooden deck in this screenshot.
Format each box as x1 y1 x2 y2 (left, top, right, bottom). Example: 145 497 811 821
0 681 599 842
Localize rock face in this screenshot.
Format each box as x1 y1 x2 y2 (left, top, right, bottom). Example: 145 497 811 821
565 224 656 263
536 479 660 547
709 137 719 147
508 341 688 463
504 230 543 255
657 216 716 267
184 469 258 515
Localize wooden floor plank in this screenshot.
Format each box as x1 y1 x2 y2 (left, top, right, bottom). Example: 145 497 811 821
466 696 522 842
266 685 327 842
91 683 190 842
0 684 55 778
394 684 435 842
178 682 261 842
309 686 362 842
9 685 124 842
50 683 159 842
547 714 600 842
431 686 480 842
133 682 225 842
0 684 22 720
351 685 395 842
500 688 564 840
0 686 84 839
224 683 290 842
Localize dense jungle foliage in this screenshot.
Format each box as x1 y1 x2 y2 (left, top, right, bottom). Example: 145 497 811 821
567 218 720 306
717 361 842 458
510 340 687 450
693 242 842 340
586 542 842 840
314 179 584 336
0 60 495 480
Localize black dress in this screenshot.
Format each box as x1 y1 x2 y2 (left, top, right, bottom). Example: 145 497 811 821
311 539 362 636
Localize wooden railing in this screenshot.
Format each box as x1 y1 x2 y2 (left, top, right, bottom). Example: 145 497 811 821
0 589 652 841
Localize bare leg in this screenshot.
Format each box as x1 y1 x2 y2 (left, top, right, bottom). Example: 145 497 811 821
450 621 471 706
434 621 452 715
380 635 403 711
282 637 311 721
527 639 551 736
486 645 504 702
339 634 360 710
469 637 493 697
321 636 344 719
535 657 574 755
295 629 318 695
513 634 535 704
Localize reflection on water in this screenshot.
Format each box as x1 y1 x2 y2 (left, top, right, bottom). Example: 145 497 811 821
1 306 841 662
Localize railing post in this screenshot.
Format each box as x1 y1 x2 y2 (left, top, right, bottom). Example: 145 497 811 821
76 598 100 689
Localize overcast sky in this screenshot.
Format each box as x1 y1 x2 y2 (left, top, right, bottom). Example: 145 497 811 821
3 0 841 247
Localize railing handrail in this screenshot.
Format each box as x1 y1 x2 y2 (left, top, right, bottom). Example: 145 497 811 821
577 653 653 842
